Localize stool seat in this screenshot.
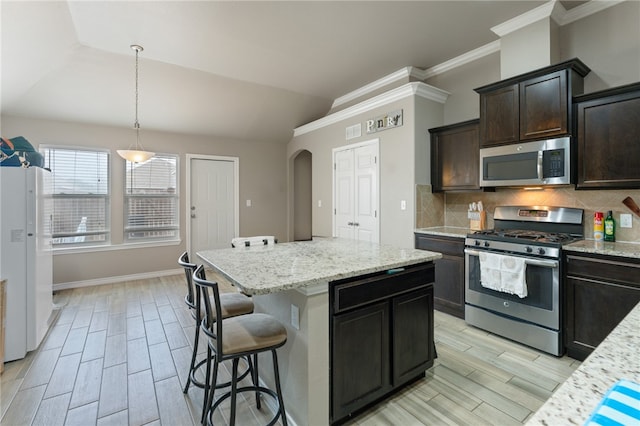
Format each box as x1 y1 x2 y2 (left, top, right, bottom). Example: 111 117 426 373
218 313 287 356
218 292 254 319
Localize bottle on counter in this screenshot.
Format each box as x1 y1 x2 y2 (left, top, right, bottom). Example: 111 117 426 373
604 210 616 242
594 211 604 241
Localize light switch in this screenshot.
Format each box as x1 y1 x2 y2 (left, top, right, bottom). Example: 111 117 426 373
246 199 251 207
318 200 322 207
401 200 406 210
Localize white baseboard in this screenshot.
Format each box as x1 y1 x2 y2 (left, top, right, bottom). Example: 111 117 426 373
53 268 183 291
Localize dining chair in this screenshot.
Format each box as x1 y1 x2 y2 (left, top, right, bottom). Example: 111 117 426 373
193 264 288 426
231 235 277 247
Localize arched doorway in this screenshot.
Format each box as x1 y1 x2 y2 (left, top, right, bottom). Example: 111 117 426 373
293 150 312 241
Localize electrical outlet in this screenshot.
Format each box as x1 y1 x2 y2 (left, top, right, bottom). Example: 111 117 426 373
246 199 251 207
290 304 300 330
318 200 322 207
620 213 632 228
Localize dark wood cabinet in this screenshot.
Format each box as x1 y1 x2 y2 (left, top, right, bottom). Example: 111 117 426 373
476 59 590 148
429 119 480 191
479 84 519 147
415 234 465 318
519 70 569 141
564 252 640 361
392 287 434 384
574 82 640 189
332 301 390 419
330 262 435 424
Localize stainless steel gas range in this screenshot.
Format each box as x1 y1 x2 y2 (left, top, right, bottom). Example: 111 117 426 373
464 206 584 356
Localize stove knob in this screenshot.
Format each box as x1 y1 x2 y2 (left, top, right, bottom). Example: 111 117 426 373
525 246 533 253
483 241 490 247
538 248 546 255
475 240 481 246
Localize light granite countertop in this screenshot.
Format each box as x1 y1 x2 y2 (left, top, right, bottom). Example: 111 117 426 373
415 226 471 239
197 237 442 295
564 239 640 260
527 301 640 425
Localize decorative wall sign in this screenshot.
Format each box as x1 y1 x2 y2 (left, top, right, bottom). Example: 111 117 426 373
366 109 403 134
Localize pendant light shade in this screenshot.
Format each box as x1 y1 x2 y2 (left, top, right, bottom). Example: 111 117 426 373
117 44 154 163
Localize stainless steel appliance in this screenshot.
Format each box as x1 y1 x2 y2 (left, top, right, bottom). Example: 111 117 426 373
464 206 584 355
480 137 572 187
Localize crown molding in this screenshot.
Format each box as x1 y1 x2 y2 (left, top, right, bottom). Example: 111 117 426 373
558 0 625 25
294 82 449 137
324 0 622 128
420 40 502 80
491 1 561 37
331 67 414 110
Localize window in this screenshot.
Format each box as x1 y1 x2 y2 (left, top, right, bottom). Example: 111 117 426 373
41 146 110 246
124 153 179 242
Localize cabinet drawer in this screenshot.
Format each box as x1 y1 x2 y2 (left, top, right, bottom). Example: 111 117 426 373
566 254 640 287
415 235 464 256
332 263 434 314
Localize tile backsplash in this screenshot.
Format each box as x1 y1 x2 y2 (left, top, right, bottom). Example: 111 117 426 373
416 185 640 243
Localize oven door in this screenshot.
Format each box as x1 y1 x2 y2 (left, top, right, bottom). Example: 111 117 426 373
464 248 560 330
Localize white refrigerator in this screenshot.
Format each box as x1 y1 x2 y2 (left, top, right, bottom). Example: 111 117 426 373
0 166 53 361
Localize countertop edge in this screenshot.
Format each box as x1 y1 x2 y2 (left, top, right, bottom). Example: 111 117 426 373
415 227 470 239
563 240 640 260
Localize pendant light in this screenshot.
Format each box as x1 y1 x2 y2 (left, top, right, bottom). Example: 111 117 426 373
117 44 154 163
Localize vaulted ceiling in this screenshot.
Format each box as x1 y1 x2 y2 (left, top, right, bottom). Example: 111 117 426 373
3 1 590 144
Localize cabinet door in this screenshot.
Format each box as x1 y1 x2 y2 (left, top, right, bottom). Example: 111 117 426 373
519 70 568 141
564 253 640 360
565 276 640 360
433 255 465 318
576 92 640 189
392 287 434 385
431 120 480 191
480 84 519 147
415 234 465 318
332 301 390 421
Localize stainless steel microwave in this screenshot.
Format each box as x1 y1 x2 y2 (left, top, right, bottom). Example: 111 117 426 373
479 137 572 187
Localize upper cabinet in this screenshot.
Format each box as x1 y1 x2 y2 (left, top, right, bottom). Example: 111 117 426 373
575 82 640 189
429 119 480 192
475 59 591 148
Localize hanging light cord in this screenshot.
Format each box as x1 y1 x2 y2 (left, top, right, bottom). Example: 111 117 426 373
133 44 142 149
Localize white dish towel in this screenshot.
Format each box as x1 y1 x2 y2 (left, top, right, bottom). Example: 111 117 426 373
478 252 528 298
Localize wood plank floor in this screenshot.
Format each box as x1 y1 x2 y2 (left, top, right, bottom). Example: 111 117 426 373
1 274 580 425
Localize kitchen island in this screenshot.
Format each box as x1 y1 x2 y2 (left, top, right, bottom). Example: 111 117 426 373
197 237 441 425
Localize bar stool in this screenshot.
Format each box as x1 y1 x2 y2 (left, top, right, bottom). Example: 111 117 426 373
193 264 288 426
178 252 254 420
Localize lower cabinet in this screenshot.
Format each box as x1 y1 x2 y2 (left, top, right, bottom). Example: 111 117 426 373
415 233 465 318
564 252 640 360
330 262 435 424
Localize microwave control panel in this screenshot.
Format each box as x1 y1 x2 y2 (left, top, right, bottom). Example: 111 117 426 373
542 149 565 178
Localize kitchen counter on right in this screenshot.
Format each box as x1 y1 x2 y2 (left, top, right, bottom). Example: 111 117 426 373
563 239 640 260
526 301 640 425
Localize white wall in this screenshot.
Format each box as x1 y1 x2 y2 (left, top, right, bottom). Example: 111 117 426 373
1 115 288 284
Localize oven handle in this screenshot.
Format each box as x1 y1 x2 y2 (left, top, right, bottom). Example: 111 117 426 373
464 248 558 268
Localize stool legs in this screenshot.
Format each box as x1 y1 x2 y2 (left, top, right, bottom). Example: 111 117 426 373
271 349 287 426
184 318 201 393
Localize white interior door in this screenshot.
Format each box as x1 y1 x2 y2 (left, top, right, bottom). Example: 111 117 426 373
188 156 238 255
333 140 379 243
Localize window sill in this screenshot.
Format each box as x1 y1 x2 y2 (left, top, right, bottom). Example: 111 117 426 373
53 239 181 255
